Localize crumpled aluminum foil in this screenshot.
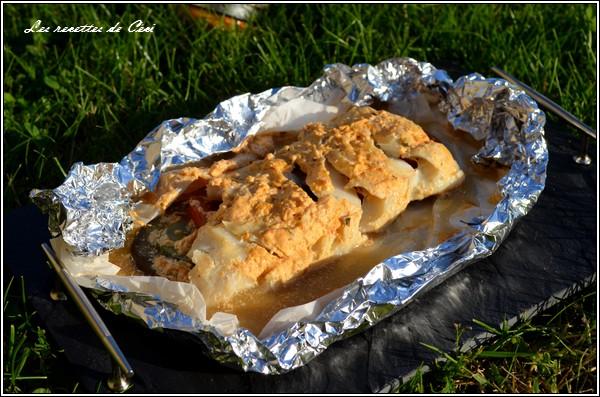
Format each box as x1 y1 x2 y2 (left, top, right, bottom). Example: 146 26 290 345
30 57 547 374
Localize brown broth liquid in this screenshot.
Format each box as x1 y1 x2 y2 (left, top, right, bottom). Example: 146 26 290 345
110 236 144 277
209 120 508 335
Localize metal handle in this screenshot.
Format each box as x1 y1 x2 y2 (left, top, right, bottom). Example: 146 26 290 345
491 66 596 140
573 135 592 166
41 243 134 390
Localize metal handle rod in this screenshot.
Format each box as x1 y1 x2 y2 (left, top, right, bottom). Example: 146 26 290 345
41 243 134 380
491 66 596 140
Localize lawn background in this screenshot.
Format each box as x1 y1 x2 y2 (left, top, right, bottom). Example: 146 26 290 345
3 3 597 393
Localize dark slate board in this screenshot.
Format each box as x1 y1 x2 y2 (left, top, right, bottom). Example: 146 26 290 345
4 119 596 393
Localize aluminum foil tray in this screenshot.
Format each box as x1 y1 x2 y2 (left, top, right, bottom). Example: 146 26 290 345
31 58 547 374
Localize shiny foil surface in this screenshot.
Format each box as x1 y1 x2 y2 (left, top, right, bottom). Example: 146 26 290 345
31 58 548 374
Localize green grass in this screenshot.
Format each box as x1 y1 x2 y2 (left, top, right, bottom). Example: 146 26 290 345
3 277 80 393
394 286 597 393
2 3 597 393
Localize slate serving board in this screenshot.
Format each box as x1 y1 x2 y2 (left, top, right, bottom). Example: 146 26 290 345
4 117 596 393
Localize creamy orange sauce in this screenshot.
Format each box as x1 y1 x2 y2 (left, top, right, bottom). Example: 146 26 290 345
210 119 508 335
109 113 508 335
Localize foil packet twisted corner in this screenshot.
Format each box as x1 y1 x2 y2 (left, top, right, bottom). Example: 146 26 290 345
30 57 548 374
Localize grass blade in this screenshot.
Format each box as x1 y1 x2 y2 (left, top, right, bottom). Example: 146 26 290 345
478 350 535 358
473 318 501 335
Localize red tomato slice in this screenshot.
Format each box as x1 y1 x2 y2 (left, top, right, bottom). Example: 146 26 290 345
186 202 207 227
